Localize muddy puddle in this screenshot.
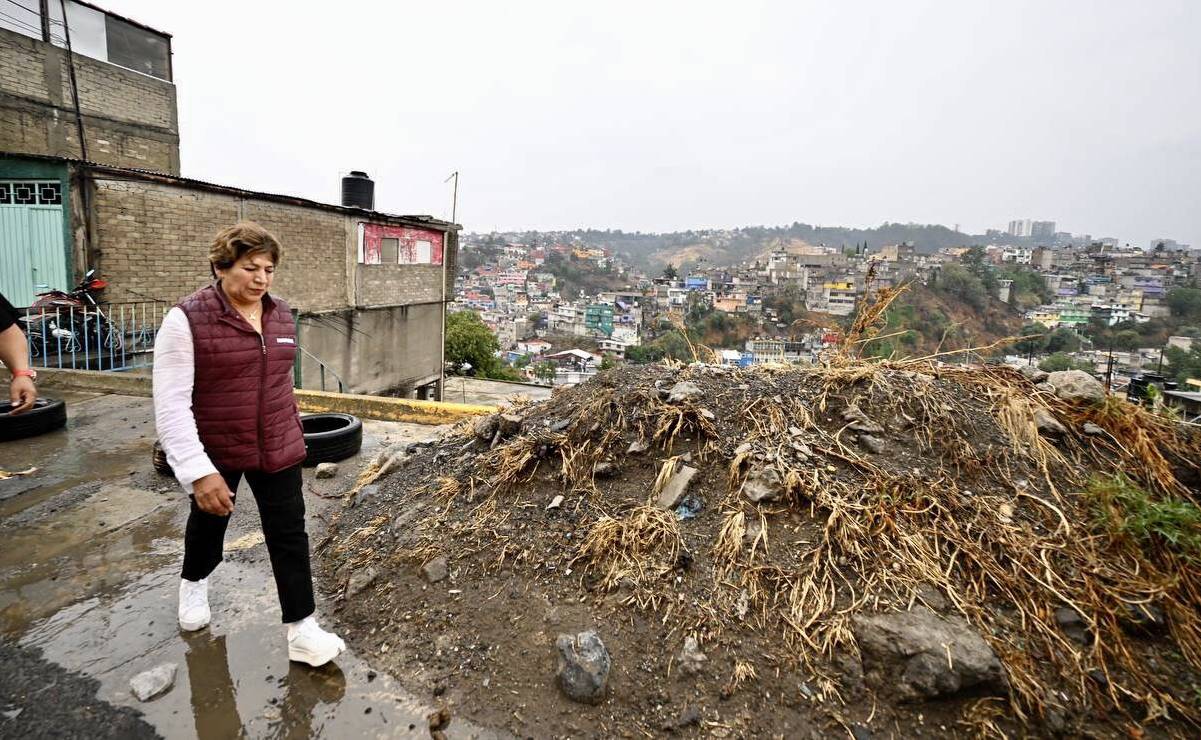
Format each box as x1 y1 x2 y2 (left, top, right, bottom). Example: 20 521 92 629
1 393 496 739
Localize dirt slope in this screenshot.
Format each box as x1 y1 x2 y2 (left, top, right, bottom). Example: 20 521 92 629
322 362 1201 738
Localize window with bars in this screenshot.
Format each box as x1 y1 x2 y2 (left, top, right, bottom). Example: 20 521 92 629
0 181 63 206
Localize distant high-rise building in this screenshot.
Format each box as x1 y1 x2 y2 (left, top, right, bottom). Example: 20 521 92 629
1007 219 1033 237
1149 238 1187 251
1031 221 1056 238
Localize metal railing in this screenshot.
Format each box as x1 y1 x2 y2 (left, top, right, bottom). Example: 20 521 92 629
20 300 169 372
297 345 345 393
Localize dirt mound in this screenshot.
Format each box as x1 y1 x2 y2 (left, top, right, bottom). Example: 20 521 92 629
321 361 1201 738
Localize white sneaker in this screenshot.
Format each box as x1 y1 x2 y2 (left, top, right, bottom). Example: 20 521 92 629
287 616 346 667
178 578 211 631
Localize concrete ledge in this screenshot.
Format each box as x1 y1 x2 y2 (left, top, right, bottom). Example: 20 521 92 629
35 367 152 396
32 367 496 424
295 389 495 425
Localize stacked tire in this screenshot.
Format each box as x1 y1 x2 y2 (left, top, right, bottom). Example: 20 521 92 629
0 398 66 442
301 413 363 465
149 412 363 475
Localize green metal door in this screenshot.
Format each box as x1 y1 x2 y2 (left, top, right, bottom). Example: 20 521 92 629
0 181 67 307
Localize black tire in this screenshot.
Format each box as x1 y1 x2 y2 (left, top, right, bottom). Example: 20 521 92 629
0 397 67 442
301 413 363 465
152 440 174 476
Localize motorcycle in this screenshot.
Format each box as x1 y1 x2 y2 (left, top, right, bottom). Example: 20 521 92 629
21 270 123 358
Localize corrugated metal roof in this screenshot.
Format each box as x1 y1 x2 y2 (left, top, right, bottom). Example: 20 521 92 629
1 152 460 231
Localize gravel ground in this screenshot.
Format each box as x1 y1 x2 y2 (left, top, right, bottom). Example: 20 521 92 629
0 639 160 740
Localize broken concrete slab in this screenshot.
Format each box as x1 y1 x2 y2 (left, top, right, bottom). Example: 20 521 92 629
655 465 698 510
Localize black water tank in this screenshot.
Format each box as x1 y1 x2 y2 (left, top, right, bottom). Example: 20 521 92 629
341 171 374 210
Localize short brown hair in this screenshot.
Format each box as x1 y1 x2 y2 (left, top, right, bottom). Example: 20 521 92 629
209 221 282 277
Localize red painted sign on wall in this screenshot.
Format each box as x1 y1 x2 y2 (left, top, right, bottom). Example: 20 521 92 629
359 223 444 265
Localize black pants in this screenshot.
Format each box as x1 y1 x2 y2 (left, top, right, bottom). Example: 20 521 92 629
181 464 315 623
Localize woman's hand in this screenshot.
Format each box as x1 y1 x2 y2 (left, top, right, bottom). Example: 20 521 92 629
9 376 35 414
193 473 235 516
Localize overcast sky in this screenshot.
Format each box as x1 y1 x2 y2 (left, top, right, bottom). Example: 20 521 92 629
104 0 1200 247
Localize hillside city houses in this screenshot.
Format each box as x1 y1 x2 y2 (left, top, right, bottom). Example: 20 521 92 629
455 227 1198 388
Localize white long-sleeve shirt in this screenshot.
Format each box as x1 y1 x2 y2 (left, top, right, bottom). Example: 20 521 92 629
152 307 218 493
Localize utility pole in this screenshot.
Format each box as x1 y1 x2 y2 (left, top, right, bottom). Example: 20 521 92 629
1105 344 1114 391
444 171 459 223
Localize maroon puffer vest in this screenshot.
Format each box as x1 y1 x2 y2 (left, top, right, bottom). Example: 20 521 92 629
177 283 307 473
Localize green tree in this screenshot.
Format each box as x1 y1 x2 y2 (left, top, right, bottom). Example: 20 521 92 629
1015 322 1049 356
625 344 663 364
1165 345 1201 384
533 361 558 383
1039 352 1094 373
445 310 502 377
1045 327 1081 354
1167 288 1201 321
599 354 617 370
936 264 988 310
662 265 679 280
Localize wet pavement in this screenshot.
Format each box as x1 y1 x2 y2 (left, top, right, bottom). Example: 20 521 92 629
0 391 495 739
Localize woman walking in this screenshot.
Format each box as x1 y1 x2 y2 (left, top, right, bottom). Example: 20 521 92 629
153 222 345 667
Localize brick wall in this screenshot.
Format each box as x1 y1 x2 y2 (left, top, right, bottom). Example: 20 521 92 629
357 264 445 307
241 200 349 312
0 27 179 173
91 179 239 304
62 53 175 128
90 178 351 312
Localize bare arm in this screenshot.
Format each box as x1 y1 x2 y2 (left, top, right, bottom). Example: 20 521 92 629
0 323 35 414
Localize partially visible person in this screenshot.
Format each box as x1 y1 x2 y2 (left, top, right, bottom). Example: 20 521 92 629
0 292 37 414
153 222 345 667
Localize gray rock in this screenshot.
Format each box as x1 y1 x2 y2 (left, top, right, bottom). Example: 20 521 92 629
1034 408 1068 437
842 405 885 434
593 460 617 478
655 465 698 510
741 466 785 503
130 663 177 702
858 434 886 454
555 630 611 704
666 381 703 404
678 636 708 675
1046 370 1105 405
497 413 523 438
421 557 449 584
627 439 651 454
852 607 1005 700
315 462 338 479
672 705 701 730
473 415 499 442
1082 422 1105 436
347 483 380 508
1054 607 1090 644
1019 365 1049 384
1120 602 1167 634
346 565 378 597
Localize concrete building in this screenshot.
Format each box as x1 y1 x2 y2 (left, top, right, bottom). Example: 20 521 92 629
818 280 858 316
1 1 460 399
0 2 179 173
1031 221 1056 239
1 153 459 397
1008 219 1032 238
